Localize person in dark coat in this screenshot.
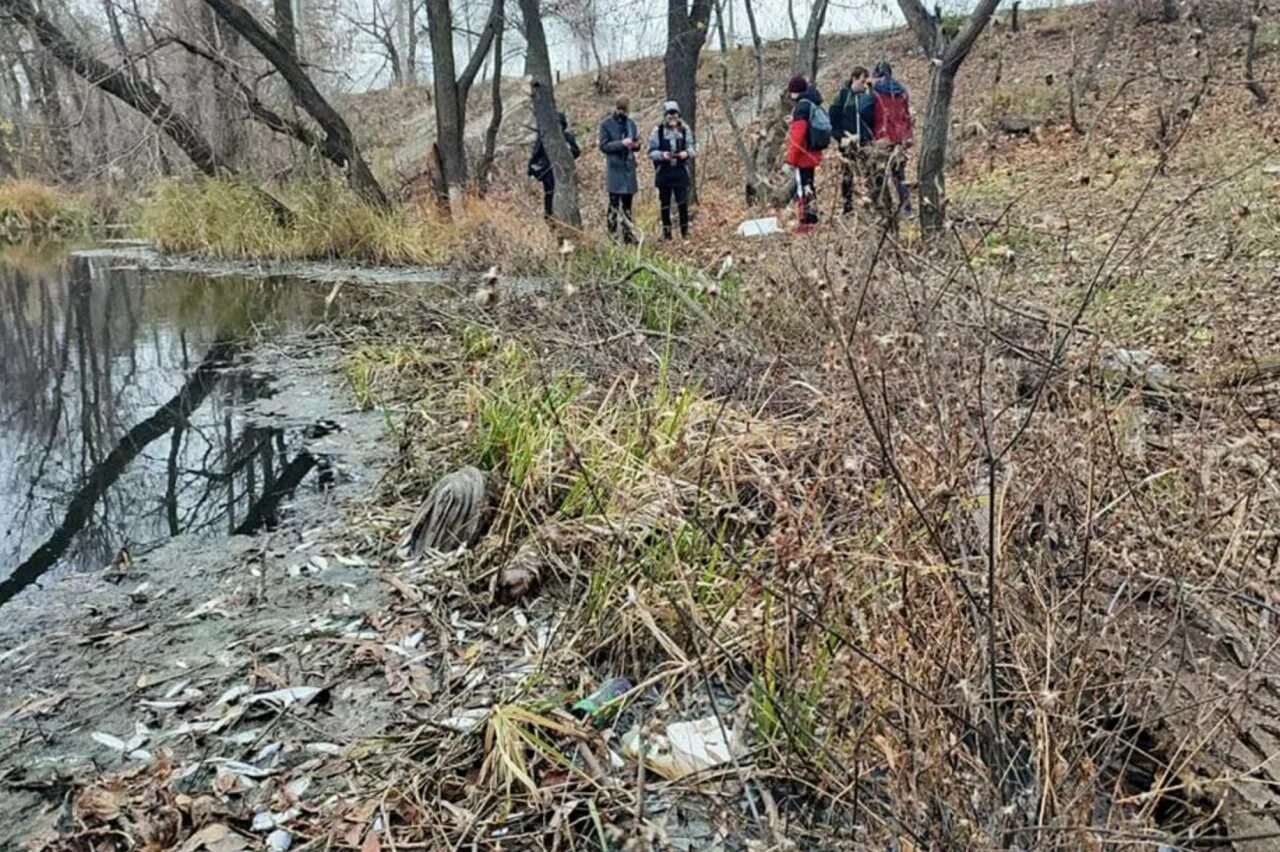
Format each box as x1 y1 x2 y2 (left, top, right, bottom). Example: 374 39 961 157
528 111 581 219
830 66 874 214
647 100 697 240
597 96 640 243
786 75 825 226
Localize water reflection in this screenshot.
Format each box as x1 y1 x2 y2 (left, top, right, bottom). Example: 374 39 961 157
0 248 332 600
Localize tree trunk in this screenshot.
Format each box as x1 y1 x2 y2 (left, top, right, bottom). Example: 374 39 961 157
426 0 465 205
273 0 296 58
211 11 244 166
741 0 765 115
425 0 503 209
406 0 419 83
384 28 404 87
798 0 830 80
2 0 224 176
202 0 390 208
665 0 713 203
917 65 955 233
1244 0 1269 105
519 0 580 226
477 19 504 193
34 53 74 180
897 0 1001 234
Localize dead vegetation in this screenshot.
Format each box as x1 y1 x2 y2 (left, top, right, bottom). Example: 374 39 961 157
5 2 1280 850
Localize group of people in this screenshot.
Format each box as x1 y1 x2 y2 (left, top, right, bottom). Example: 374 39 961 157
787 60 914 226
527 60 912 240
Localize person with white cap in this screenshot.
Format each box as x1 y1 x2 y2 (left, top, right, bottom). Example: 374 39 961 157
647 100 697 240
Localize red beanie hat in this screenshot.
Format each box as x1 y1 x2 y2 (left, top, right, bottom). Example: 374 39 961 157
787 75 808 94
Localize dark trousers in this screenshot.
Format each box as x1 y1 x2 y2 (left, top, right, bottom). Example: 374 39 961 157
541 175 555 218
840 160 855 214
892 156 911 213
840 145 871 214
797 167 818 224
607 193 635 243
658 184 690 239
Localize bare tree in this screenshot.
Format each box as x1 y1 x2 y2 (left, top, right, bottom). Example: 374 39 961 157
795 0 829 79
347 0 421 86
519 0 580 225
2 0 225 177
425 0 502 208
665 0 713 201
547 0 605 76
202 0 390 208
896 0 1002 233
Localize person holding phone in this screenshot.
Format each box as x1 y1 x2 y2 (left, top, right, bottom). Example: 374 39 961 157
597 96 639 243
647 101 697 240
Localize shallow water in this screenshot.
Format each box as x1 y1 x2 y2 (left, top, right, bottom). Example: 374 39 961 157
0 245 338 596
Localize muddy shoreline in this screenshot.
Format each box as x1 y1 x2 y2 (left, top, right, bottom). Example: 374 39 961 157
74 243 458 288
0 338 394 847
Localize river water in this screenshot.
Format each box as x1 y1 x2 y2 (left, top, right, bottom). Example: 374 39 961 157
0 245 339 599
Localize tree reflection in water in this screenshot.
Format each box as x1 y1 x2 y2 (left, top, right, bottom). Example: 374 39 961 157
0 250 330 602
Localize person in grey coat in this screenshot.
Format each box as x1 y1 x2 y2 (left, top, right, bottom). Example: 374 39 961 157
597 96 639 243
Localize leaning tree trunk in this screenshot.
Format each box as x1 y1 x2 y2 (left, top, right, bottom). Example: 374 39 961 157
664 0 713 203
202 0 390 208
520 0 580 226
2 0 223 176
917 66 955 233
273 0 297 57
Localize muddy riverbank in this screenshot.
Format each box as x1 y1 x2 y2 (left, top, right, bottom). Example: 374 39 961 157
0 335 397 848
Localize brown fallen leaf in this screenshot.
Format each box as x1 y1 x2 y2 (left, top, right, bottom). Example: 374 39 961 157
360 830 383 852
73 784 126 822
176 823 237 852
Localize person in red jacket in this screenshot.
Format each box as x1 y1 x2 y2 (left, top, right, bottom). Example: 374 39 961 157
785 75 824 226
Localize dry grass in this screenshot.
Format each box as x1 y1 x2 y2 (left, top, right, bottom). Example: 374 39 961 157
0 179 91 240
28 4 1280 850
140 178 562 271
